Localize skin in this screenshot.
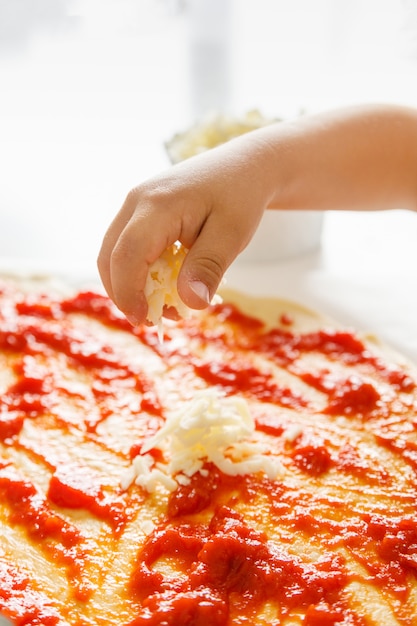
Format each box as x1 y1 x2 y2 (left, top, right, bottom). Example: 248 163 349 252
97 104 417 326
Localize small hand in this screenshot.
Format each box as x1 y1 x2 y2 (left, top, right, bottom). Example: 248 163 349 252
97 140 269 325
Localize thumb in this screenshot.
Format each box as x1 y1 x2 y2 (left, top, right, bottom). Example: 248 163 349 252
177 251 226 310
177 217 251 310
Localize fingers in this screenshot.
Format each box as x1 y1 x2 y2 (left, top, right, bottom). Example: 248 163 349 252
177 209 260 310
97 193 136 303
104 220 151 326
98 190 246 324
97 139 269 325
97 188 180 325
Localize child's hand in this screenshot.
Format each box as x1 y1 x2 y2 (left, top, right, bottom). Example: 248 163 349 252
97 135 271 326
98 103 417 327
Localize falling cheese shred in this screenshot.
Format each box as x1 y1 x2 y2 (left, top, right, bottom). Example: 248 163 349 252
121 388 284 493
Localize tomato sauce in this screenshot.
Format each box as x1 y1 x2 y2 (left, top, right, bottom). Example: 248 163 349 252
128 504 355 625
291 442 333 475
0 465 93 601
47 464 128 533
0 558 62 625
193 359 308 409
0 289 416 625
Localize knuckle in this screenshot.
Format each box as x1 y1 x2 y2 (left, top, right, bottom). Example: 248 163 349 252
111 235 136 267
136 180 175 205
110 232 137 268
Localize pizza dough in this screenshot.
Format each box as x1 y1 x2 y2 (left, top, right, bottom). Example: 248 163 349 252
0 276 416 625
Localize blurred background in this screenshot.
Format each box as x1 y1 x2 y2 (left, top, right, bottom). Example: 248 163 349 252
0 0 416 275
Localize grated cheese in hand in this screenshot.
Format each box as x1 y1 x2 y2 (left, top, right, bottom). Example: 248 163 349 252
144 242 190 330
144 241 223 337
121 388 284 493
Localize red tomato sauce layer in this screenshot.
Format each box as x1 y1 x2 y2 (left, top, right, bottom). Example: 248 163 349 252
0 289 416 625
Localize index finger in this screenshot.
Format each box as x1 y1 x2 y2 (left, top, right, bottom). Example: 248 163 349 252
97 193 135 303
97 189 182 325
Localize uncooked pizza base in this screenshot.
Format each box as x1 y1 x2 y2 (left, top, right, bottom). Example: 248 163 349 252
0 276 416 626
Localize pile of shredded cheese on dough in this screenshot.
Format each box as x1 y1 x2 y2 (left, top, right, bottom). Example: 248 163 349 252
121 389 284 493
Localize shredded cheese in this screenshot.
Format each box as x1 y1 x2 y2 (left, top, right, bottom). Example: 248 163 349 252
144 242 190 331
283 423 303 442
144 241 223 336
165 109 278 164
122 388 284 493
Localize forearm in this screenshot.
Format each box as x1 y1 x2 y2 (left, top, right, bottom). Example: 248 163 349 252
242 104 417 213
98 103 417 325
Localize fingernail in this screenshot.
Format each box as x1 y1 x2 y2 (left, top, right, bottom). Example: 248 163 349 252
189 280 210 304
125 312 141 327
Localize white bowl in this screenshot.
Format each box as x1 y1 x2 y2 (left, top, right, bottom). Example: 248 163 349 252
237 210 324 264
